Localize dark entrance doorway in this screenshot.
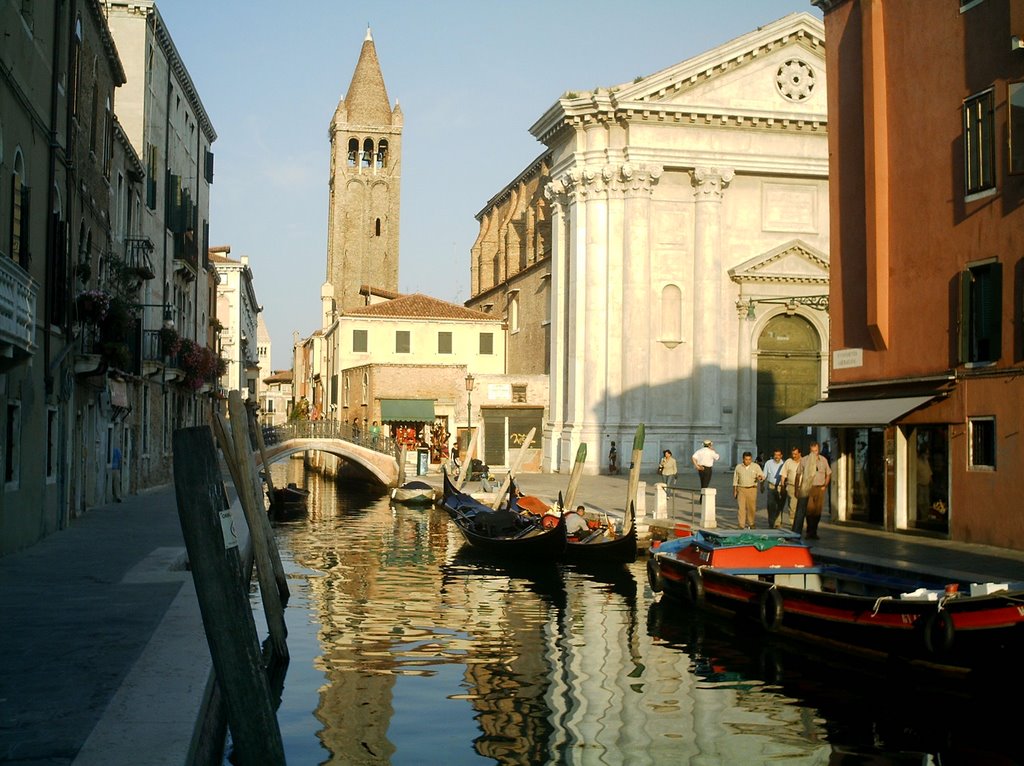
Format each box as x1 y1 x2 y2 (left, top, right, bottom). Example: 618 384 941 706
756 315 821 457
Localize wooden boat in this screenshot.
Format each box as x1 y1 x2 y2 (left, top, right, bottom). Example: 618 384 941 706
563 502 638 565
505 479 638 565
646 528 1024 673
441 470 567 560
267 482 310 508
390 480 438 506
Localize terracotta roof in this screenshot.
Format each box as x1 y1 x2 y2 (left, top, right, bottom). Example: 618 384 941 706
343 293 499 321
264 369 293 384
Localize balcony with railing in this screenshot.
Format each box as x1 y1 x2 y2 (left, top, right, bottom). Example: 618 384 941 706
0 256 38 361
123 237 156 282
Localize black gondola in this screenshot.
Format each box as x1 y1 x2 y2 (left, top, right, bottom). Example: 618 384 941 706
441 470 567 560
563 501 638 565
268 482 310 508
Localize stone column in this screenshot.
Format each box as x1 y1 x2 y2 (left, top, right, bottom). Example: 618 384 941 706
581 166 608 456
543 179 568 472
561 169 590 472
734 299 755 458
690 166 733 427
621 163 661 426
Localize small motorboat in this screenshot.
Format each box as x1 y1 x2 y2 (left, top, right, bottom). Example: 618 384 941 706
390 480 439 506
647 528 1024 674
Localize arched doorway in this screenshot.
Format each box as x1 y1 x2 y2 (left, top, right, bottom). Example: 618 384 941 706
755 314 821 457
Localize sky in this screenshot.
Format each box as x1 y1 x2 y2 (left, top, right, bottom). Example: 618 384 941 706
155 0 821 370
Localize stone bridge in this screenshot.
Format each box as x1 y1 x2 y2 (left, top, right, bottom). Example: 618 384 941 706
259 421 402 488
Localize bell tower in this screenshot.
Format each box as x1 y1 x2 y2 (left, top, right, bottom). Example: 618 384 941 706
325 28 402 314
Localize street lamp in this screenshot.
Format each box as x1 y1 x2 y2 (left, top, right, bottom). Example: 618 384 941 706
464 372 475 431
740 295 829 321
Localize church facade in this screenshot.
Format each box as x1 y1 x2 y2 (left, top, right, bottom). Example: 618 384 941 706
470 12 831 474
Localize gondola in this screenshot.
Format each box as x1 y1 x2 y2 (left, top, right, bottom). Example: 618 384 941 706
647 528 1024 675
390 479 438 507
441 470 567 560
507 479 638 565
267 482 310 508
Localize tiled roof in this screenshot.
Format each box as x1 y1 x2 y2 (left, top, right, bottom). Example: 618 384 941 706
343 293 499 322
264 369 293 384
344 32 393 126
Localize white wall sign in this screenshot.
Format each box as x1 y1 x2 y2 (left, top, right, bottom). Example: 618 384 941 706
488 383 512 401
833 348 864 369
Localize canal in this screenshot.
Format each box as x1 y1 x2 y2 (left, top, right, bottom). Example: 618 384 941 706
257 462 1020 765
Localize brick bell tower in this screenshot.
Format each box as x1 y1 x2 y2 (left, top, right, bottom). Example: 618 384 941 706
325 28 402 314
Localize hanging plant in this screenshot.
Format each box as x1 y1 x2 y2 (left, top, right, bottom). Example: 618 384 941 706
75 289 112 324
75 262 92 284
159 325 181 356
100 341 132 371
100 296 138 342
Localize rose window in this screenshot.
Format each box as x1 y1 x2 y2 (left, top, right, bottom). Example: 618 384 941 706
776 59 815 102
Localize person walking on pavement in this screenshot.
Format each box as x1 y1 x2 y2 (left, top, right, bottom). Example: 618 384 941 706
691 440 719 489
779 446 802 528
793 441 831 539
111 445 123 502
762 448 786 528
658 449 678 487
733 451 765 529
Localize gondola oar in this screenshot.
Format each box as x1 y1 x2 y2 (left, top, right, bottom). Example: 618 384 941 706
454 426 480 492
489 427 536 510
562 443 587 514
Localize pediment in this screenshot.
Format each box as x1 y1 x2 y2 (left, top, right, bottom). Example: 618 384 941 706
728 239 829 286
615 12 825 119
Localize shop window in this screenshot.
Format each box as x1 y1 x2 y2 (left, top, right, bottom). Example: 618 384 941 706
964 89 995 197
396 330 410 354
958 260 1002 365
438 331 452 354
968 416 996 470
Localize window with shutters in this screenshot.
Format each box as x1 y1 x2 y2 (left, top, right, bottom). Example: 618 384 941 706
396 330 410 354
353 329 368 353
438 331 452 354
479 332 493 355
964 89 995 197
959 260 1001 365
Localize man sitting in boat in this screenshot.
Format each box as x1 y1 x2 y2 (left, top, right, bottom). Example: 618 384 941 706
566 505 590 539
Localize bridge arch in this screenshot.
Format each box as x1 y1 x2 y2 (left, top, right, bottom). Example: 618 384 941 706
259 438 400 487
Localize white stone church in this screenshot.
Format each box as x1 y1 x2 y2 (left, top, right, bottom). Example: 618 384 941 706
468 12 830 473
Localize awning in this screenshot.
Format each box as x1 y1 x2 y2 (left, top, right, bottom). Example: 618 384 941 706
380 399 435 423
778 396 936 427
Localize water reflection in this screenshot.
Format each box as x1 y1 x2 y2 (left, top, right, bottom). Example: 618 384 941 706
264 463 1020 765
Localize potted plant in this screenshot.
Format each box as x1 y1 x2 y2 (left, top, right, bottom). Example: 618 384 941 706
75 262 92 284
100 341 133 371
158 325 181 357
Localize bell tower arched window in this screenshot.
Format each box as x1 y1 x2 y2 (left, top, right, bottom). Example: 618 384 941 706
377 139 388 169
362 138 373 168
347 138 358 167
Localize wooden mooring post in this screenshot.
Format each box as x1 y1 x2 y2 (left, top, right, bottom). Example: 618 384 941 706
173 426 286 765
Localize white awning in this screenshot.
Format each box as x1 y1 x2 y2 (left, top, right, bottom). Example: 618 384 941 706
778 396 936 427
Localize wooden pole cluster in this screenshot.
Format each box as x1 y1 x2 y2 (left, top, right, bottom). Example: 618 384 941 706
211 391 289 662
626 424 646 519
562 443 588 513
454 427 480 492
173 426 287 765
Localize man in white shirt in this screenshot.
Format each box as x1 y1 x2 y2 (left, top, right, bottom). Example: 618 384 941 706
762 448 786 528
793 442 832 540
691 440 720 489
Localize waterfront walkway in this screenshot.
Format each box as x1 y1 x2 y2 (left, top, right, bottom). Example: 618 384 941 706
5 467 1024 764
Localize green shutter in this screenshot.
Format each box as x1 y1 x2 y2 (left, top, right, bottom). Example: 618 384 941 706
958 269 970 364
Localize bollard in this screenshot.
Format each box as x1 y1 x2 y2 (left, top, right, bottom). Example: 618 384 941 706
654 483 668 519
700 487 717 528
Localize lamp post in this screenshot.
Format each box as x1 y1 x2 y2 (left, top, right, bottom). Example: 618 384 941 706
464 372 475 432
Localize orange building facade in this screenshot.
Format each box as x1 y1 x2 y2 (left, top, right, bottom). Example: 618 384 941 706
796 0 1024 547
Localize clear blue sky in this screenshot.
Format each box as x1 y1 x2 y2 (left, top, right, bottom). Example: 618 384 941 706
156 1 821 370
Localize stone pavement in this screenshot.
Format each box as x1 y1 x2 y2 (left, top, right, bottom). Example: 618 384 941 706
6 465 1024 765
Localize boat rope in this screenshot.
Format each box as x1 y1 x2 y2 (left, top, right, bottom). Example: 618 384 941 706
871 596 893 616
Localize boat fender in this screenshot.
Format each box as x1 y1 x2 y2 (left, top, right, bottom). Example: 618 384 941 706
759 588 784 632
685 569 705 606
923 610 955 656
646 557 664 593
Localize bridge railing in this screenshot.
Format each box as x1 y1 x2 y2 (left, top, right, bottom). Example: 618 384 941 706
262 420 399 458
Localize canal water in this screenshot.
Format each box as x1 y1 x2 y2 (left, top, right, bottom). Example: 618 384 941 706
258 462 1021 766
